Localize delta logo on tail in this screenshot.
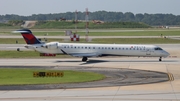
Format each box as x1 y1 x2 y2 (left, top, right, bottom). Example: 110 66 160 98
14 29 41 44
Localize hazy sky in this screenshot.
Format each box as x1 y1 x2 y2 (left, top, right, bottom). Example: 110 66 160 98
0 0 180 16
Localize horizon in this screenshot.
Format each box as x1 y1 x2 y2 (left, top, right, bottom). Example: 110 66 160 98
0 10 178 16
0 0 180 16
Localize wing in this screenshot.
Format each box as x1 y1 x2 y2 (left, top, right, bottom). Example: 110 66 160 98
61 49 101 57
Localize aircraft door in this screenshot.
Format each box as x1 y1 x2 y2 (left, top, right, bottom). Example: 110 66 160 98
146 48 151 56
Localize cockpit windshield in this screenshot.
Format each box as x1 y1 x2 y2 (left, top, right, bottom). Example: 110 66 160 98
154 47 163 50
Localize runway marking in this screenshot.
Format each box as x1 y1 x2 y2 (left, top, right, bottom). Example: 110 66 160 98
168 56 177 58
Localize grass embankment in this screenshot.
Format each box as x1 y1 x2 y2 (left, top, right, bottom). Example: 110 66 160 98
0 21 151 29
0 68 105 85
28 21 151 29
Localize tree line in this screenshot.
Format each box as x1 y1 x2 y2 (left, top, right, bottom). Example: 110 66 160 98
0 11 180 26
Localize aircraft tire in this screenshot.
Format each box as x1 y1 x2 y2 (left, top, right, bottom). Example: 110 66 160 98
82 57 88 62
159 57 162 61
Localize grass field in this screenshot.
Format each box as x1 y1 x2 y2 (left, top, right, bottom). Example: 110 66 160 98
0 38 180 44
1 29 180 36
32 30 180 36
0 68 105 85
92 38 180 44
0 51 72 58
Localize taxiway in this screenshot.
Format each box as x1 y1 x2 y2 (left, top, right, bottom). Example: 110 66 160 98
0 57 180 100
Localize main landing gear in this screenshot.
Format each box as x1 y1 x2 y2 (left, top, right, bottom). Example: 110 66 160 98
82 57 88 62
159 57 162 61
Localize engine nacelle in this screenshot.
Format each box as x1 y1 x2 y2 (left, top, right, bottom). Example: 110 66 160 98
43 42 58 49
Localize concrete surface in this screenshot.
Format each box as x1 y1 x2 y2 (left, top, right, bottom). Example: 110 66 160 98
0 43 179 100
0 57 180 100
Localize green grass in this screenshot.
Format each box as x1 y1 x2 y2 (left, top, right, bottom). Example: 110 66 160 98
34 21 150 29
0 38 179 44
0 38 64 44
0 68 105 85
16 30 180 36
1 29 180 36
32 30 180 36
0 51 72 58
91 38 180 44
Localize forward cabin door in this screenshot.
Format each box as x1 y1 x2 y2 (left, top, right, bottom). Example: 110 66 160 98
146 48 151 56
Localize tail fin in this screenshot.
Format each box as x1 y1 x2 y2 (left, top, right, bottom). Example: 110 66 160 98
14 29 41 44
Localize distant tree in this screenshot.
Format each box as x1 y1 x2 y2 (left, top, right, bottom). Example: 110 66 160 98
135 13 144 22
0 11 180 25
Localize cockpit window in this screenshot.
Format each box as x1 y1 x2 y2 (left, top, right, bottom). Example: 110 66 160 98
154 47 163 50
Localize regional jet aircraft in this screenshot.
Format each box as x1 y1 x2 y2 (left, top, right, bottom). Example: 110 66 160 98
13 29 169 62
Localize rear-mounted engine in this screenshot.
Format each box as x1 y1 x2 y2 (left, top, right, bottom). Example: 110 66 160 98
42 42 58 49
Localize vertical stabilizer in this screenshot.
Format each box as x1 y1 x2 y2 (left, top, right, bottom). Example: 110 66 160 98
14 29 41 44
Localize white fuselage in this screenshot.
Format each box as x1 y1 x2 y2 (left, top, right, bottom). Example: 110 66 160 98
27 42 169 58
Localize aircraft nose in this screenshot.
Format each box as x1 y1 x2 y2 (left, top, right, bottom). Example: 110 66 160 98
163 51 170 57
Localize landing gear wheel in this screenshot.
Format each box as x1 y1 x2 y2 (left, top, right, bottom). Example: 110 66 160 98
159 57 162 61
82 57 88 62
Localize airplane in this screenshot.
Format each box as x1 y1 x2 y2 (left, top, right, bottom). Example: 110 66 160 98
13 29 170 62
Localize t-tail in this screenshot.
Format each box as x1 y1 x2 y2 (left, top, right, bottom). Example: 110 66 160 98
13 29 41 44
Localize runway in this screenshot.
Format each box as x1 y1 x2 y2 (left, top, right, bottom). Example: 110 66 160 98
0 57 180 100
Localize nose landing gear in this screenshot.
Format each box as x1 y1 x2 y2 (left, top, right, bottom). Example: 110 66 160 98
159 57 162 61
